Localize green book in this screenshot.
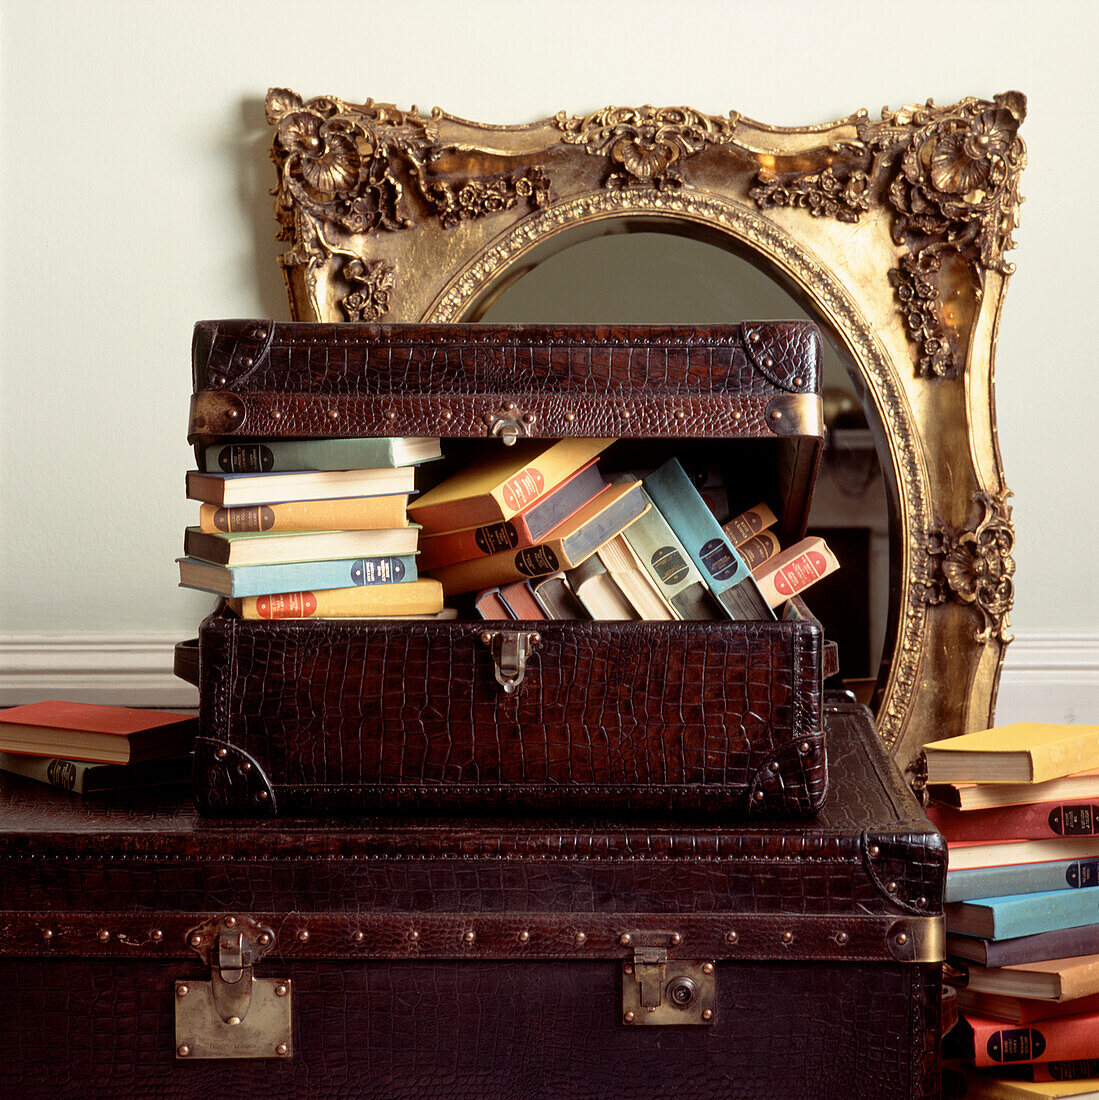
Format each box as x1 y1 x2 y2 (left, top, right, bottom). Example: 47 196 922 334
200 437 441 473
0 752 191 795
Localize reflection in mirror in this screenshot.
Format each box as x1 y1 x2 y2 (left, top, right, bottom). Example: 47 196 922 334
470 230 890 702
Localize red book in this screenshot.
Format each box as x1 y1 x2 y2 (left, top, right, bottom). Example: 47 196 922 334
961 1010 1099 1067
928 800 1099 842
473 588 512 620
497 581 545 620
0 701 197 765
1032 1056 1099 1081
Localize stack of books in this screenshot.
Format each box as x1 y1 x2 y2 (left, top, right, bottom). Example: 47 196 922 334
413 440 838 622
178 438 446 619
0 701 197 795
926 722 1099 1097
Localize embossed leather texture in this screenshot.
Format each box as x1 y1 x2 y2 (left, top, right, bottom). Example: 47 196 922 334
186 321 829 819
0 701 944 1098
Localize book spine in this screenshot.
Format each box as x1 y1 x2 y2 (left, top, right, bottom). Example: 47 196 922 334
0 752 96 793
427 542 569 596
199 496 409 533
643 459 773 620
981 923 1099 968
1032 1057 1099 1081
201 438 397 472
419 520 529 571
741 530 781 572
752 537 840 608
946 859 1099 903
722 502 778 546
930 801 1099 843
969 1011 1099 1067
183 555 418 598
236 579 444 619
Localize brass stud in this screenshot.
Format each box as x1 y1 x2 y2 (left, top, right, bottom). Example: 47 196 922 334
352 931 365 944
151 929 163 942
770 410 783 421
42 929 54 942
257 933 271 946
227 1016 242 1027
895 933 908 946
702 962 714 975
781 931 794 945
916 896 928 908
793 376 804 387
463 931 475 944
177 1045 192 1058
575 932 587 945
748 331 761 343
241 762 252 773
253 329 267 340
619 933 631 946
215 747 228 759
836 932 849 946
97 929 110 943
297 929 309 943
177 985 189 998
212 374 227 387
275 984 289 998
189 934 202 947
522 413 536 425
886 881 898 894
763 357 775 369
224 916 237 928
386 410 397 421
517 931 530 943
868 845 880 858
408 930 420 943
768 761 779 772
271 409 282 420
726 931 738 944
225 409 239 420
702 1009 714 1021
441 409 453 421
480 631 492 645
732 410 743 421
328 408 340 420
564 411 576 422
506 402 517 412
624 1011 635 1023
530 633 542 645
241 356 253 368
623 964 633 975
670 933 682 946
275 1043 289 1057
799 741 811 754
621 408 631 419
256 791 269 801
753 790 764 802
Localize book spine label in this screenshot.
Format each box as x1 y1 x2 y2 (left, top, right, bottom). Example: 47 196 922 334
980 1024 1047 1065
500 467 545 513
1034 1058 1099 1081
209 443 275 473
946 859 1099 903
202 438 397 473
1052 804 1099 836
931 802 1099 843
973 1012 1099 1067
200 496 408 534
753 538 840 607
620 489 708 608
418 521 522 570
741 530 781 572
185 556 417 598
240 579 443 619
722 503 777 546
0 753 95 793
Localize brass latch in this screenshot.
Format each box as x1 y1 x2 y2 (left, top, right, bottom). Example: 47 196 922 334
484 404 535 445
480 630 540 694
175 914 292 1060
621 932 716 1026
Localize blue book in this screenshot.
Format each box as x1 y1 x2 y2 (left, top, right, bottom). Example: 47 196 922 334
200 437 441 472
945 858 1099 903
177 555 417 598
642 459 774 620
946 886 1099 940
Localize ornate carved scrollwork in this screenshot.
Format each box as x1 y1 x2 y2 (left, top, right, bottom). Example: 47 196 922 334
750 92 1027 379
424 168 552 229
340 258 396 322
554 105 738 189
924 489 1016 644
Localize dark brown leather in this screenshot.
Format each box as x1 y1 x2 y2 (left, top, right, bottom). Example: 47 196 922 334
0 702 943 1098
193 610 825 818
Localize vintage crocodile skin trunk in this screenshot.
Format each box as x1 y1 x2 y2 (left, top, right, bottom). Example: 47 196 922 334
184 320 829 817
0 700 944 1099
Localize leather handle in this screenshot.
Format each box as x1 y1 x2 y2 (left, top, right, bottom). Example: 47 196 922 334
174 639 200 686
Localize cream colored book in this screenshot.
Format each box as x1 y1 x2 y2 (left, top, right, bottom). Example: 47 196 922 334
595 534 676 620
931 770 1099 811
947 837 1099 872
961 954 1099 1003
231 580 443 620
924 724 1099 784
955 1072 1099 1099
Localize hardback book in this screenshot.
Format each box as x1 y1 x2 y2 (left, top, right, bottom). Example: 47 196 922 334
595 533 676 620
496 580 545 620
960 955 1099 1002
416 460 606 570
619 486 721 620
933 773 1099 812
737 529 782 572
200 437 441 472
946 889 1099 941
407 438 615 532
187 466 416 507
947 859 1099 904
0 752 191 795
949 926 1099 969
958 1010 1099 1067
929 801 1099 843
473 587 512 620
923 724 1099 785
566 556 637 620
1033 1059 1099 1083
949 839 1099 873
643 458 773 620
955 989 1099 1027
0 702 197 766
184 526 419 567
198 495 410 534
722 502 778 546
178 554 416 598
230 579 444 620
425 480 647 596
530 572 588 620
751 536 840 607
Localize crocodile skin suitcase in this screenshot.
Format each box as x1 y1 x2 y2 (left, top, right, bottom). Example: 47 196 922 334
183 320 830 817
0 699 944 1099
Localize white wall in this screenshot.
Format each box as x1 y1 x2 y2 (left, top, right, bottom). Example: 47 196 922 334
2 0 1097 712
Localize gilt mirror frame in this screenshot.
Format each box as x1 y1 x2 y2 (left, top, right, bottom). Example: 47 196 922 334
264 87 1025 775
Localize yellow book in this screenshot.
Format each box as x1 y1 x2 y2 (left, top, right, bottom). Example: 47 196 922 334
408 438 615 532
231 580 443 620
923 723 1099 784
956 1071 1099 1098
199 496 409 533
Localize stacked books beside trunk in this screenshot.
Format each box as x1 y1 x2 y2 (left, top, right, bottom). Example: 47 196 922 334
179 437 445 619
931 723 1099 1095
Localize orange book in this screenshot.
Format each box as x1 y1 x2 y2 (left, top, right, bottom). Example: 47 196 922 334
199 495 409 533
752 537 840 607
928 800 1099 842
961 1010 1099 1067
408 439 614 533
232 580 444 620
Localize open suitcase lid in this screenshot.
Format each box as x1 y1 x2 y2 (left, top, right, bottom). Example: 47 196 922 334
189 321 823 544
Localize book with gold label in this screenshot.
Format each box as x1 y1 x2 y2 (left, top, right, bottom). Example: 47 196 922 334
199 495 410 534
722 502 778 546
408 438 615 532
425 480 646 596
187 466 416 507
752 536 840 607
231 579 444 620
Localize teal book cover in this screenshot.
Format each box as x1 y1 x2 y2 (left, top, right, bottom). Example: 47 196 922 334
178 554 417 598
200 438 440 472
946 886 1099 941
945 858 1099 903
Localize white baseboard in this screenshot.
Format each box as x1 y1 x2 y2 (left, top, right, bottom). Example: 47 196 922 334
0 630 1096 720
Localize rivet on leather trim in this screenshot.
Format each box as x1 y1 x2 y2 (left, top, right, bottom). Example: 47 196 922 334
328 408 339 420
297 930 309 943
763 357 775 369
441 410 453 421
190 934 202 947
916 896 928 908
42 929 53 942
624 1011 636 1023
224 916 237 928
240 357 253 368
886 881 898 894
868 845 880 857
770 410 783 421
702 1009 714 1021
518 931 530 943
98 930 110 943
575 932 587 944
726 931 738 944
178 1045 192 1058
781 931 794 945
733 410 743 421
408 931 420 943
352 931 365 944
836 932 849 945
748 331 761 343
753 790 764 801
276 1044 289 1057
895 933 909 946
702 963 714 975
386 410 397 421
619 933 632 946
272 409 282 420
215 748 228 759
564 411 576 422
463 931 476 944
257 933 272 947
177 985 189 998
670 933 682 946
151 929 163 942
799 741 811 754
275 985 289 998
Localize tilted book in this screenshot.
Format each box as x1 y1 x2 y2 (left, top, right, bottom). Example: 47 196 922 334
232 579 444 620
595 534 677 621
199 495 410 534
929 801 1099 843
722 502 777 546
408 438 614 532
178 555 417 598
497 580 545 620
738 529 781 572
924 724 1099 784
184 525 419 567
960 955 1099 1002
566 556 637 620
952 1072 1099 1099
643 458 773 620
1033 1058 1099 1083
200 437 441 472
530 573 588 620
946 859 1099 904
751 536 840 606
946 888 1099 941
187 466 416 507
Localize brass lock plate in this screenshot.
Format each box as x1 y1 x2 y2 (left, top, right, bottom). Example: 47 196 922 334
622 960 716 1026
175 978 293 1059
